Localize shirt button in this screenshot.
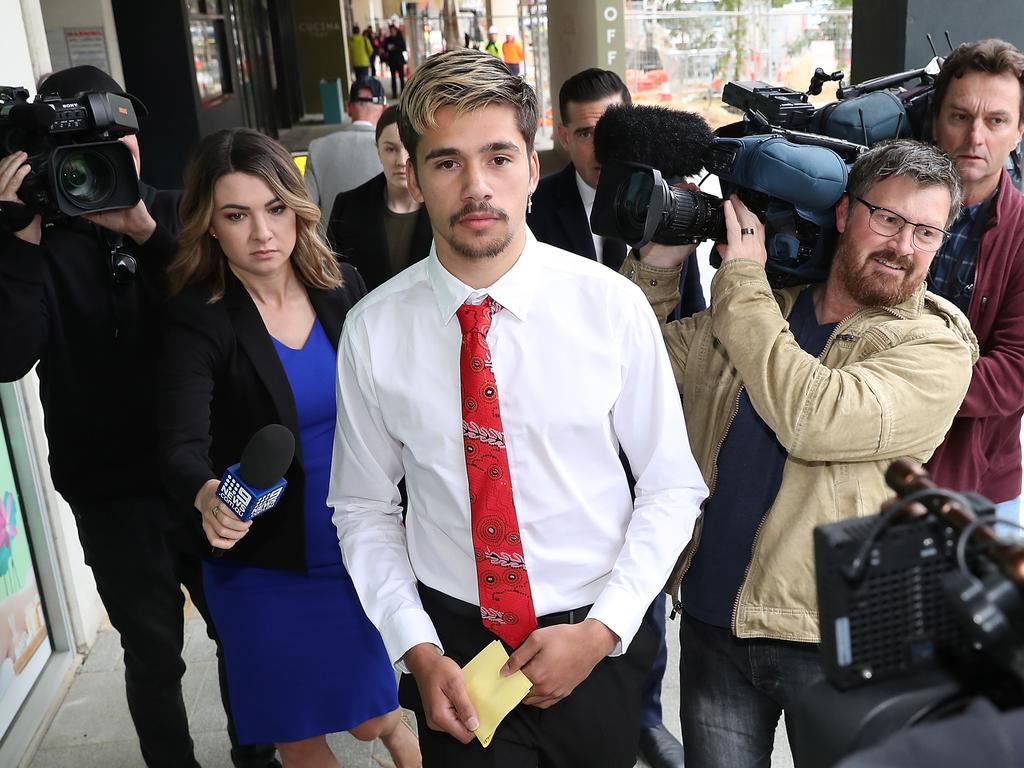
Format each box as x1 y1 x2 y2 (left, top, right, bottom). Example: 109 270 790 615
649 279 658 287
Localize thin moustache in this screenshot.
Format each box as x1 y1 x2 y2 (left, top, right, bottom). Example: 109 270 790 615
450 204 508 227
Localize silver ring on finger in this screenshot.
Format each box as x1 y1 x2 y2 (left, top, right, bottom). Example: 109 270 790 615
740 227 755 236
212 504 220 522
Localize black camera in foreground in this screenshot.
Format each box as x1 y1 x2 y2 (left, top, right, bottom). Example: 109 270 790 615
0 86 141 222
795 459 1024 766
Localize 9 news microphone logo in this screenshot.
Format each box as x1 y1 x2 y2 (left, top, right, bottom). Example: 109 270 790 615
216 464 287 522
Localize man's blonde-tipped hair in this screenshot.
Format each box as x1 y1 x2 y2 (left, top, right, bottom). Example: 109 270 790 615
398 48 538 164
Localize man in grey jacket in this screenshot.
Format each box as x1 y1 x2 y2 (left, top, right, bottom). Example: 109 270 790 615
305 77 386 219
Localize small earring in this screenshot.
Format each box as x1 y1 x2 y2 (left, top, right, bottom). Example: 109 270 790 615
210 232 218 239
527 193 533 215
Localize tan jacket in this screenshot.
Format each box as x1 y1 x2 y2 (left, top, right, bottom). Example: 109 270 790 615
622 254 979 642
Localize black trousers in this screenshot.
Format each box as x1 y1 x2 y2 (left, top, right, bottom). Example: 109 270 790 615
389 64 405 97
400 584 658 768
71 496 276 768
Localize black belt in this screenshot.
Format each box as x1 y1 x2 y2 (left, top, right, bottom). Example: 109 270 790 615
418 583 592 627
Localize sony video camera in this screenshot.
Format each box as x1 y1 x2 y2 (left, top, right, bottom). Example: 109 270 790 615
0 86 141 223
590 59 942 286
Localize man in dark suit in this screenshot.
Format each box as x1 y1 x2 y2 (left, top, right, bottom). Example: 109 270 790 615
528 68 704 322
528 68 702 768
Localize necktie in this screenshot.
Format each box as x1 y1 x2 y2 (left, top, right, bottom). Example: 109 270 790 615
456 298 537 648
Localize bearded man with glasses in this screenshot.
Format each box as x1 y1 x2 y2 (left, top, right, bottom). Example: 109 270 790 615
619 139 980 767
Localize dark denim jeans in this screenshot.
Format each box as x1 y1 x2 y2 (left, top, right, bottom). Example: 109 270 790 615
679 611 823 768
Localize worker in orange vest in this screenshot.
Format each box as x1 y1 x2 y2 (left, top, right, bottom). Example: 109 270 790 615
502 28 524 76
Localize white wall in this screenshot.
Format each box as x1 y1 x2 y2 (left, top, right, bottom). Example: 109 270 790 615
1 1 43 90
350 0 385 29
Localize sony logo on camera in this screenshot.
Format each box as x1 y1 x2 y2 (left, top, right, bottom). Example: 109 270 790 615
0 86 141 222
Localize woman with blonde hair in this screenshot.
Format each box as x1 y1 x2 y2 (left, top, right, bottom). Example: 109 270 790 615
159 128 419 768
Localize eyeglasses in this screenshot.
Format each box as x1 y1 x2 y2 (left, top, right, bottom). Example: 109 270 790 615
855 197 950 252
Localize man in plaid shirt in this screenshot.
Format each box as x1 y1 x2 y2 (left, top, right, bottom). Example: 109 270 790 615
927 38 1024 523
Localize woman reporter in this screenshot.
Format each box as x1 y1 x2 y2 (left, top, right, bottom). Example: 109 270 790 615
159 128 419 768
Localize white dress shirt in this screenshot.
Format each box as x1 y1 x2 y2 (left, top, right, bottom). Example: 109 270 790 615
575 171 605 262
329 233 706 667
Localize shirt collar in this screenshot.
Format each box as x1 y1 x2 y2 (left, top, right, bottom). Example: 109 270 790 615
957 185 999 225
575 170 597 210
428 230 542 326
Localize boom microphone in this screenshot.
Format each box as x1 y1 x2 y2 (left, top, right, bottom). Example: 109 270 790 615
593 104 715 179
215 423 295 523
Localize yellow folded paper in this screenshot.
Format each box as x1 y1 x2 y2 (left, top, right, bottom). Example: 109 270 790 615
462 640 533 748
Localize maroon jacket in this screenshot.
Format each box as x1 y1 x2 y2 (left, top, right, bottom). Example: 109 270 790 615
927 169 1024 503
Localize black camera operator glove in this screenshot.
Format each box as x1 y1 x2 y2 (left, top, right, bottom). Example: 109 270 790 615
0 152 41 244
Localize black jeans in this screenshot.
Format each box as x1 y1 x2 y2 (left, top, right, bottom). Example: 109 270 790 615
679 611 823 768
402 584 658 768
389 64 405 97
72 496 276 768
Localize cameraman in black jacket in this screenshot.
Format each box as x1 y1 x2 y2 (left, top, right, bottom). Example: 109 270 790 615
0 66 277 768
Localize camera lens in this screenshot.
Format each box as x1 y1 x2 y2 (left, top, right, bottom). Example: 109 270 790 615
615 170 655 242
58 150 116 208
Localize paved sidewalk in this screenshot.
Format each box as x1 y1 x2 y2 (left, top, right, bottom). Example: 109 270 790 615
28 601 794 767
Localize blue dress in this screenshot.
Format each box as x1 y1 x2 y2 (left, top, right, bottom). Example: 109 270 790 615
201 318 398 745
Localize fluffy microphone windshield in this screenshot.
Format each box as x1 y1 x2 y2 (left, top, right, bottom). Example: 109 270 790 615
594 104 715 179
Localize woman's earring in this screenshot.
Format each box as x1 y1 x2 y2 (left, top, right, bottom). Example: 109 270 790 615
210 232 218 239
527 193 533 215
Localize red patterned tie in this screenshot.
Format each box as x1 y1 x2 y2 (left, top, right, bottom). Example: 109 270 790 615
457 298 537 648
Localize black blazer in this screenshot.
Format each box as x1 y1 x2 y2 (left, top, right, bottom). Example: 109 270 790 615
327 173 433 291
158 264 367 570
528 162 604 263
527 162 707 318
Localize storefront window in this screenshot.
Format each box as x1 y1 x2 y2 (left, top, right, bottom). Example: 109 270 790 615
190 2 234 107
0 410 50 739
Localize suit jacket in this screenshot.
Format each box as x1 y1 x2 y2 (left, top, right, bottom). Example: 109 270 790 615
158 264 367 570
327 172 433 291
528 162 706 318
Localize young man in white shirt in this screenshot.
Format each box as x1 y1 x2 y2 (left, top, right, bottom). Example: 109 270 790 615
329 48 706 768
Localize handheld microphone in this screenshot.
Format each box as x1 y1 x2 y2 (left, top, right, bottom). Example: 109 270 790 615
215 424 296 523
593 104 715 179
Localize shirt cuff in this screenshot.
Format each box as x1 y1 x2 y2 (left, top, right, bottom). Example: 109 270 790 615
588 583 645 657
381 606 446 673
620 252 684 313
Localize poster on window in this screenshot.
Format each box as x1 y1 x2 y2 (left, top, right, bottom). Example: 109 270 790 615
0 413 49 739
